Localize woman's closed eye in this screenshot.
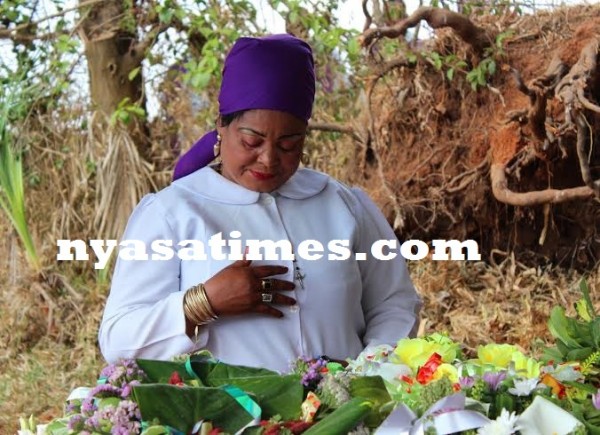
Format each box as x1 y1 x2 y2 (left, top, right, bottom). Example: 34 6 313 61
278 138 304 152
240 135 263 149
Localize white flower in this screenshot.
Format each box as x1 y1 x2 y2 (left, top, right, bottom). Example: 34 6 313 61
477 409 520 435
508 378 540 396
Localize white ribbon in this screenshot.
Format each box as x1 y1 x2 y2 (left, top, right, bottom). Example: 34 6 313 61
66 386 92 402
517 396 582 435
375 393 490 435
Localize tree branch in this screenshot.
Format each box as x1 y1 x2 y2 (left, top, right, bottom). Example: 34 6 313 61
0 0 107 41
308 121 364 143
362 0 372 32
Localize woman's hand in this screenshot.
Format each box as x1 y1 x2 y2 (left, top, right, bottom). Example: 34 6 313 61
203 259 296 318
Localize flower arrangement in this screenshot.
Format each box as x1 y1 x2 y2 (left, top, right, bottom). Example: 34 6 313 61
19 281 600 434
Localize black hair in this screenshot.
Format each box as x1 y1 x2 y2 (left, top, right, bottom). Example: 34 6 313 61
219 110 248 127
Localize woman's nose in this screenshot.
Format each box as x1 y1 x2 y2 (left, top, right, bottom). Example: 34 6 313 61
257 144 279 168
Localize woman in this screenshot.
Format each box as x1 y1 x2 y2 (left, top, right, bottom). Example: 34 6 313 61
99 34 421 373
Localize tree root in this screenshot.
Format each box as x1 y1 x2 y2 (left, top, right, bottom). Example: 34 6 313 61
575 113 600 197
360 6 494 55
490 162 595 206
500 34 600 205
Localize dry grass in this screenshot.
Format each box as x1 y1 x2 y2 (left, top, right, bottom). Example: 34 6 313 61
411 254 600 356
0 235 597 433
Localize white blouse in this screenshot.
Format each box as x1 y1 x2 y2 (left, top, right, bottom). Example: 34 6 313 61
98 167 421 373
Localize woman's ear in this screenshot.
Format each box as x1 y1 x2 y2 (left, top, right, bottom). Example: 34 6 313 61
216 117 224 137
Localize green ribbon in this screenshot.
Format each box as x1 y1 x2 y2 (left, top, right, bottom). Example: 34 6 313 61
221 384 262 420
184 356 200 381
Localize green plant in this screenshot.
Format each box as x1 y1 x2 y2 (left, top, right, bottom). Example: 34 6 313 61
0 80 41 271
543 278 600 364
109 98 147 126
465 30 513 90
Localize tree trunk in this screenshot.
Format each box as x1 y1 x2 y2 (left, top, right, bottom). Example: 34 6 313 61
79 0 150 158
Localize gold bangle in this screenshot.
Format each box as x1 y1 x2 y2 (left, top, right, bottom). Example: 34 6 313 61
184 283 218 326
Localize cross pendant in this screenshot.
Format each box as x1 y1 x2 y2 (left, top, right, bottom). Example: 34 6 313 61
295 269 306 289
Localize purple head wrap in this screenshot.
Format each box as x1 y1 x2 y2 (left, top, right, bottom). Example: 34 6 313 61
173 34 316 180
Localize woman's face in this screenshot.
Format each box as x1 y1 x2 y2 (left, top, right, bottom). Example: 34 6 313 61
217 109 307 193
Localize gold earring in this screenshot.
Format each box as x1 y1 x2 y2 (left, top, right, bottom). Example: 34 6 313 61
213 134 222 157
301 152 310 166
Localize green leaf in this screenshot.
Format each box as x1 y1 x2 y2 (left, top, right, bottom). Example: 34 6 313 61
136 359 198 384
128 67 141 81
548 307 583 349
347 38 360 58
190 71 211 89
303 398 373 435
158 8 174 23
191 358 278 382
590 318 600 349
542 345 564 363
446 68 455 81
207 375 303 420
579 278 597 318
137 358 303 420
118 111 131 124
141 426 171 435
349 376 392 428
133 385 253 434
45 417 70 435
566 347 594 361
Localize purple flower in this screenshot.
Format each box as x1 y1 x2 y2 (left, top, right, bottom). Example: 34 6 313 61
67 414 85 431
593 390 600 410
90 383 122 398
482 371 507 391
459 376 475 388
99 359 147 386
120 380 140 398
65 402 79 414
81 397 97 415
301 358 328 388
84 415 101 431
99 363 118 379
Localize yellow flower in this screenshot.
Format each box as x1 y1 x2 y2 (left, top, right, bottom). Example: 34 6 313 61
432 363 459 383
393 335 460 373
427 333 461 362
394 338 435 372
476 344 519 368
512 352 541 378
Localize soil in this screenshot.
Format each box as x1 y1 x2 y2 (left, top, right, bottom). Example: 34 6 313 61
352 4 600 270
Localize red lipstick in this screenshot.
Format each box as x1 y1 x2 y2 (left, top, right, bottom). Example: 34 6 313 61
249 170 275 180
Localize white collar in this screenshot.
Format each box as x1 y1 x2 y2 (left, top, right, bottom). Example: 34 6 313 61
172 166 329 204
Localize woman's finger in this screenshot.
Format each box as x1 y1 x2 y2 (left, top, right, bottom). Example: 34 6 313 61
269 293 296 305
252 265 289 278
257 278 296 292
253 303 284 318
228 258 252 268
255 290 296 307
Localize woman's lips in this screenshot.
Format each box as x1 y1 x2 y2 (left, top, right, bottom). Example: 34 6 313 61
249 170 275 180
